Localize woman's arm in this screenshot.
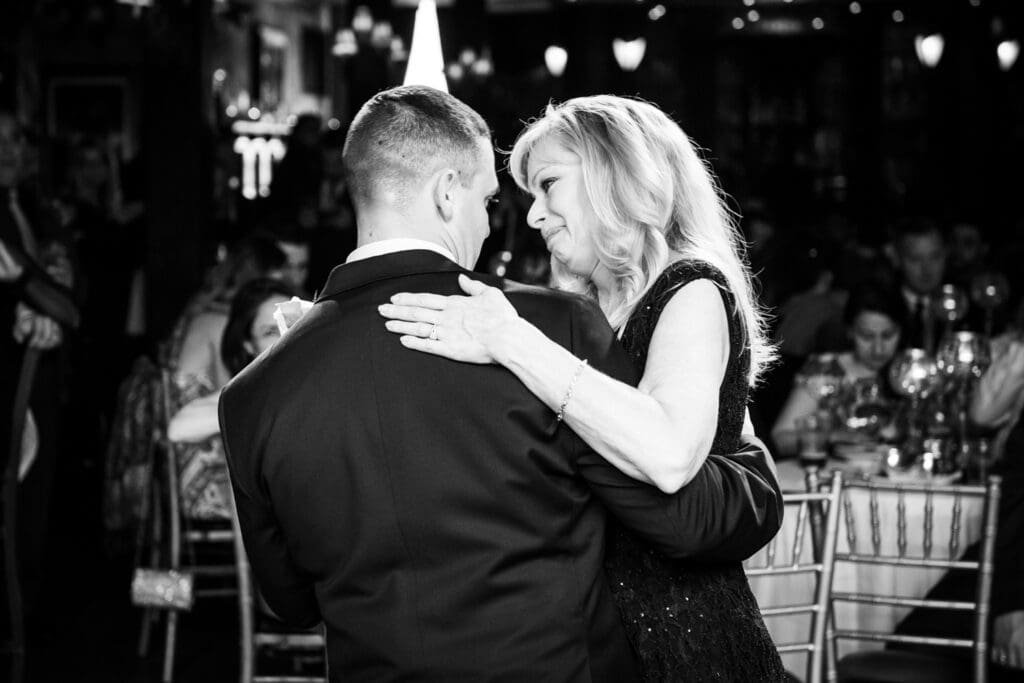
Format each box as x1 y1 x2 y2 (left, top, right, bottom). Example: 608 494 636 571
770 382 819 456
383 275 729 494
0 237 80 329
970 340 1024 428
168 391 222 443
175 311 229 388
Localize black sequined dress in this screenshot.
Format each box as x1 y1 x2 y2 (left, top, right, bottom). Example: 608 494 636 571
606 259 786 682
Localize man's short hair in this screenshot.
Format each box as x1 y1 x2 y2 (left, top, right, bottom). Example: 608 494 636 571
341 86 491 207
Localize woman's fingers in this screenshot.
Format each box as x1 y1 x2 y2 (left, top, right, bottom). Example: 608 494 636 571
378 303 439 324
384 320 436 338
398 335 447 356
458 274 490 296
390 292 451 310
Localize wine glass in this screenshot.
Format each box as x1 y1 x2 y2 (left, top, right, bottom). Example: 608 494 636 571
796 353 846 400
888 349 939 468
936 331 991 381
843 377 893 437
888 349 940 399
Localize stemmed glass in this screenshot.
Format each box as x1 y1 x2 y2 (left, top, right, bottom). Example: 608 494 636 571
794 353 846 467
888 349 940 468
935 331 991 474
796 353 846 403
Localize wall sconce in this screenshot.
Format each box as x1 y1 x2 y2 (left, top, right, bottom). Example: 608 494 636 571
332 29 358 57
470 48 494 77
445 47 493 83
612 37 646 72
545 45 568 78
116 0 152 18
998 39 1019 71
446 63 465 83
914 33 945 68
352 5 374 34
390 36 408 62
371 21 394 49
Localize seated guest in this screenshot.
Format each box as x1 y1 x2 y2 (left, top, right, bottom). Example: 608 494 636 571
165 232 286 401
771 283 904 456
889 217 947 350
167 277 298 518
104 234 285 541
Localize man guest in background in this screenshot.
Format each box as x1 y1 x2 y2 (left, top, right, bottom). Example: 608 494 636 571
890 217 947 351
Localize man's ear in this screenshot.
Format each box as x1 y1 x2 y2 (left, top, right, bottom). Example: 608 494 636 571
432 168 459 222
243 339 256 357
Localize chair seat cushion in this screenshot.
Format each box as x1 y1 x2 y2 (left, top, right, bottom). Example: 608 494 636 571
837 650 972 683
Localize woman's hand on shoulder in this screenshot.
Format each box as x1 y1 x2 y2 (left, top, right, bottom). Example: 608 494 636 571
379 274 522 364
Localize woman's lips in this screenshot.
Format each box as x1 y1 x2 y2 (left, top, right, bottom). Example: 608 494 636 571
540 226 563 244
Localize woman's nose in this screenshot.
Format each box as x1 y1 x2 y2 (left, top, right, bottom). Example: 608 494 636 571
526 199 546 230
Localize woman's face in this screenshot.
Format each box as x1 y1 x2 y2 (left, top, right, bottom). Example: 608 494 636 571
244 295 291 358
850 311 901 372
523 137 601 279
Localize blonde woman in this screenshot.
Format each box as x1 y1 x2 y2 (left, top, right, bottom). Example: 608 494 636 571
379 96 784 680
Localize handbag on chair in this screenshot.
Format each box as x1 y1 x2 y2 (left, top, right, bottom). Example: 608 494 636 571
131 567 195 611
129 433 195 612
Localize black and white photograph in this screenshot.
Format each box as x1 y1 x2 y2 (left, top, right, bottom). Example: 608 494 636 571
1 1 1023 681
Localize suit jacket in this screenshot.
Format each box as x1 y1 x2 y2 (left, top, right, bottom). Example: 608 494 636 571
220 250 782 682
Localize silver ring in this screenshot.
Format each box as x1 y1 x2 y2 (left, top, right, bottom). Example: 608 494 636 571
429 324 439 341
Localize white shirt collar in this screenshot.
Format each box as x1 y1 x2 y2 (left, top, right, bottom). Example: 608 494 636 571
346 238 456 264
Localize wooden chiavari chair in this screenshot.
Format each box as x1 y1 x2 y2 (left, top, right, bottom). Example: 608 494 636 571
747 468 843 683
825 475 1002 683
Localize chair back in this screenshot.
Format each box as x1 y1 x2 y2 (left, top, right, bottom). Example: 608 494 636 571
825 474 1002 683
228 491 326 683
746 468 843 683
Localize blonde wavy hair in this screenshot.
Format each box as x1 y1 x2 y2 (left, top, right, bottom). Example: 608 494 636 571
509 95 774 385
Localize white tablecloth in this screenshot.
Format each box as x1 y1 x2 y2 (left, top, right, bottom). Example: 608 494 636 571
746 459 985 680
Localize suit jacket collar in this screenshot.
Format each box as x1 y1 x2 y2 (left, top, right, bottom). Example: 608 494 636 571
316 249 466 301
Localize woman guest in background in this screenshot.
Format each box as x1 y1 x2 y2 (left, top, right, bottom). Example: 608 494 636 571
379 96 785 681
166 232 287 404
771 284 904 456
167 277 298 518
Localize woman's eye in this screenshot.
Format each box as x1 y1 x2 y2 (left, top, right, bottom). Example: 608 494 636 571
540 178 555 193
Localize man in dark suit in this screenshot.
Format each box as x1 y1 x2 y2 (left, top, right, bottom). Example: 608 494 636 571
890 217 947 352
219 86 782 682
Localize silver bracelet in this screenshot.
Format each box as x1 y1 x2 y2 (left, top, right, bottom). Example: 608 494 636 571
557 358 589 423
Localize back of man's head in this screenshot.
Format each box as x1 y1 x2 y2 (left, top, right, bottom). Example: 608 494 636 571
342 86 490 210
